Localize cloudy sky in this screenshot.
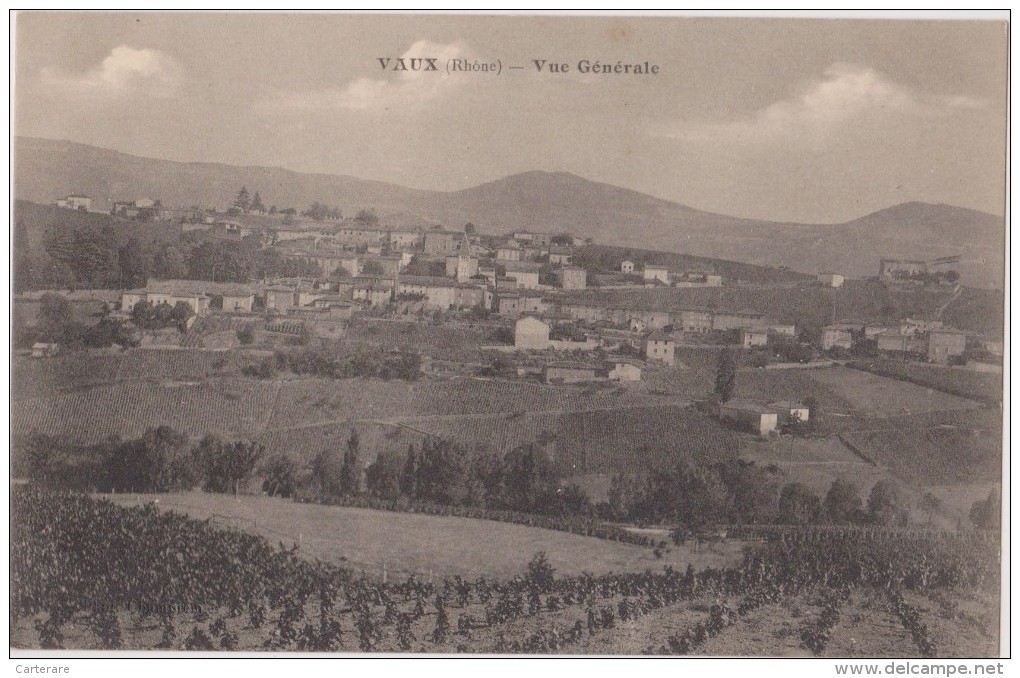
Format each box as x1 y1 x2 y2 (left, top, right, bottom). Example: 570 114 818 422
14 12 1007 222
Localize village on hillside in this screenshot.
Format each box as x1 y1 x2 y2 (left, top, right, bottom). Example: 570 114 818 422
22 188 1001 434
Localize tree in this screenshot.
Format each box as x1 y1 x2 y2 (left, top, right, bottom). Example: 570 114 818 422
117 238 148 288
152 244 188 280
777 483 821 525
39 292 74 342
236 325 255 345
822 479 863 524
867 480 908 526
340 429 362 495
970 489 1001 529
400 445 418 498
366 450 403 500
198 435 263 495
170 301 195 331
920 492 941 526
354 208 378 226
607 472 644 521
463 222 476 236
104 426 195 493
715 348 738 403
720 460 781 524
131 300 156 330
250 191 266 215
311 447 344 497
262 455 300 498
233 186 251 213
526 552 556 593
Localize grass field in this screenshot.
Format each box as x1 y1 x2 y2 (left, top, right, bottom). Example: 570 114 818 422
850 359 1003 404
806 367 981 416
104 492 746 580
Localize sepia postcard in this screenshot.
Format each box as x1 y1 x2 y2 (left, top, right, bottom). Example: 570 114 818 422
8 11 1009 662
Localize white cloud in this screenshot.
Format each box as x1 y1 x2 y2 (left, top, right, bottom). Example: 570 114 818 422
264 40 474 113
666 63 989 144
40 46 181 99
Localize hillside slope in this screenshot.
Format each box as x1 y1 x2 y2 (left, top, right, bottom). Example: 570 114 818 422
15 137 1004 286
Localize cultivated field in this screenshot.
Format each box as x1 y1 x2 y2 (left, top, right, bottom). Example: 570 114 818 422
13 489 1000 655
104 492 743 580
738 436 896 498
840 409 1002 486
12 378 281 443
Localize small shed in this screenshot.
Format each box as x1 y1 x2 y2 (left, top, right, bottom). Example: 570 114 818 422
718 399 779 436
31 342 59 358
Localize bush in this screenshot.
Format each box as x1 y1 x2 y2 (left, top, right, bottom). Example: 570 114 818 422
236 325 255 345
526 552 556 592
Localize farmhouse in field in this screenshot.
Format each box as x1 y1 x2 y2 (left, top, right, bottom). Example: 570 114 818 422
880 258 927 280
821 325 853 351
644 330 675 366
817 272 845 288
543 361 601 384
608 359 642 382
55 194 92 211
643 265 670 285
768 400 810 423
718 400 779 436
927 328 967 363
621 260 635 274
31 342 59 358
740 328 769 348
515 316 551 350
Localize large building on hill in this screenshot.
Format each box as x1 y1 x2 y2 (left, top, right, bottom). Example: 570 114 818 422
558 266 587 290
424 229 464 255
515 316 550 350
644 330 675 366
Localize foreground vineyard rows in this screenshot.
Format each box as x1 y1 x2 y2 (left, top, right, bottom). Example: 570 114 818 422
11 489 1000 655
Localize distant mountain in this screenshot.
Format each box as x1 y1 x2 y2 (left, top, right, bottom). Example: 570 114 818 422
14 137 1004 287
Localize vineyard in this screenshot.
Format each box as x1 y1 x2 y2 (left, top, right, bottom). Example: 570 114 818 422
11 489 1001 655
12 378 281 444
840 409 1002 486
12 353 123 399
849 359 1003 405
265 376 684 430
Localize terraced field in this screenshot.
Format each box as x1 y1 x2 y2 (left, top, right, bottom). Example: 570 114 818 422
12 378 281 443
